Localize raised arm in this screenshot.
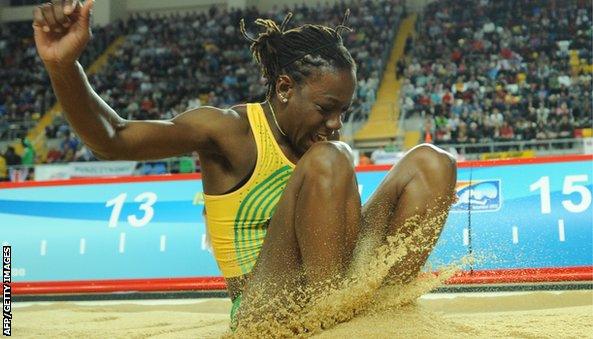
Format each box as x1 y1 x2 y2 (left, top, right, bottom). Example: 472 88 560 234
33 0 225 160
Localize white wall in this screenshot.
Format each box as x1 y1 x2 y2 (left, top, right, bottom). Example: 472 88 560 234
125 0 220 14
110 0 127 22
124 0 349 15
250 0 435 12
0 0 127 26
92 0 111 27
0 5 35 23
249 0 320 12
0 0 217 23
1 0 436 25
228 0 248 11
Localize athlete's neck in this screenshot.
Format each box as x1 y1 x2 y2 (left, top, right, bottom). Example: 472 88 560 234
263 99 289 144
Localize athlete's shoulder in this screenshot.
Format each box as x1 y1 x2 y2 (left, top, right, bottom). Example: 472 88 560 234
182 105 241 119
227 103 251 120
170 105 252 155
177 105 248 130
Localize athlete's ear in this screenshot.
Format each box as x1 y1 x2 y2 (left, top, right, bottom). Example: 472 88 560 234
275 74 295 103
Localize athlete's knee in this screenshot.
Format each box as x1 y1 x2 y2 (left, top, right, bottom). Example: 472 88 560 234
300 141 355 178
408 143 457 187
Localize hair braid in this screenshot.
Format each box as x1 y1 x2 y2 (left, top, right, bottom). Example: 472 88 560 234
241 10 355 97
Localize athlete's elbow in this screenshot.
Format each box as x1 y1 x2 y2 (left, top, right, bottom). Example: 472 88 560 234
91 148 118 161
89 142 128 161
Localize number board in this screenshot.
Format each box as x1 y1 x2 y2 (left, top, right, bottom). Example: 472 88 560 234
0 157 591 282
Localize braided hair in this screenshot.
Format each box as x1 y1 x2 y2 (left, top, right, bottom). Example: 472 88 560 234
240 10 356 98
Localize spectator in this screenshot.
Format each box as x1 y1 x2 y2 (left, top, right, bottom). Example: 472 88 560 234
396 59 406 79
370 146 386 165
75 144 95 162
384 138 398 152
558 115 574 139
467 122 481 144
60 130 79 156
0 149 6 181
45 147 63 163
21 138 36 165
499 121 514 140
358 152 372 166
4 146 21 166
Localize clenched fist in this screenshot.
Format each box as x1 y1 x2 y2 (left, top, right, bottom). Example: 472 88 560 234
33 0 95 68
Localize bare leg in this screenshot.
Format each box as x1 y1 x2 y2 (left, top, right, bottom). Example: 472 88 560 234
353 143 457 283
243 141 361 308
239 142 455 326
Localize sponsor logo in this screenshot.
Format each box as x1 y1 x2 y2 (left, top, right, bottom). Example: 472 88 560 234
452 179 502 212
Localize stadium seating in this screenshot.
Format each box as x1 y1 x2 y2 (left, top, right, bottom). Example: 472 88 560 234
0 1 401 166
0 19 123 149
400 0 592 148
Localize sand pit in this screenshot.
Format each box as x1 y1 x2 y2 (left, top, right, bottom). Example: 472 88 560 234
12 290 593 338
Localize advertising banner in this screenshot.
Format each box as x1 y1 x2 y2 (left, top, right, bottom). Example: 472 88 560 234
584 137 593 154
437 157 592 270
34 164 71 181
1 156 591 286
69 161 137 178
35 161 137 181
479 149 536 160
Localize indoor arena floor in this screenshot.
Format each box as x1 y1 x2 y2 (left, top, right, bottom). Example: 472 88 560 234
12 289 593 338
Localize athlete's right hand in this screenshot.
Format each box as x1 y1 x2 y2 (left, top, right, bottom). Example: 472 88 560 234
33 0 95 68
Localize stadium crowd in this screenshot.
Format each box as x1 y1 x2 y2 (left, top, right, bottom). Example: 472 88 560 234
401 0 592 146
0 20 123 141
87 2 399 127
1 0 401 173
2 0 591 181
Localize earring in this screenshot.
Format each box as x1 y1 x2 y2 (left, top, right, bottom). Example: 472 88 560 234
281 97 288 103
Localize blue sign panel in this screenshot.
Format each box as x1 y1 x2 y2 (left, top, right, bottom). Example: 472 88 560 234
454 161 593 270
0 180 219 281
0 158 591 282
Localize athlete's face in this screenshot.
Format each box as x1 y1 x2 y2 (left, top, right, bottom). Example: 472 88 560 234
280 68 356 155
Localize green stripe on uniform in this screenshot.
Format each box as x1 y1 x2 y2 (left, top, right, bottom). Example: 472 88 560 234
234 166 292 272
241 174 291 265
235 170 291 271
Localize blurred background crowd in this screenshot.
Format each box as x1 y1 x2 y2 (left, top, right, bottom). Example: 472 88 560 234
1 0 401 175
401 0 591 146
0 0 591 181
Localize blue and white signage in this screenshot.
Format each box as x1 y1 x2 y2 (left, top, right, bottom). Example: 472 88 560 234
0 157 591 282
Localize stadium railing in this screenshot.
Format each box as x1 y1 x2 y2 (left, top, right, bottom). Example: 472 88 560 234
3 138 589 182
436 138 588 159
